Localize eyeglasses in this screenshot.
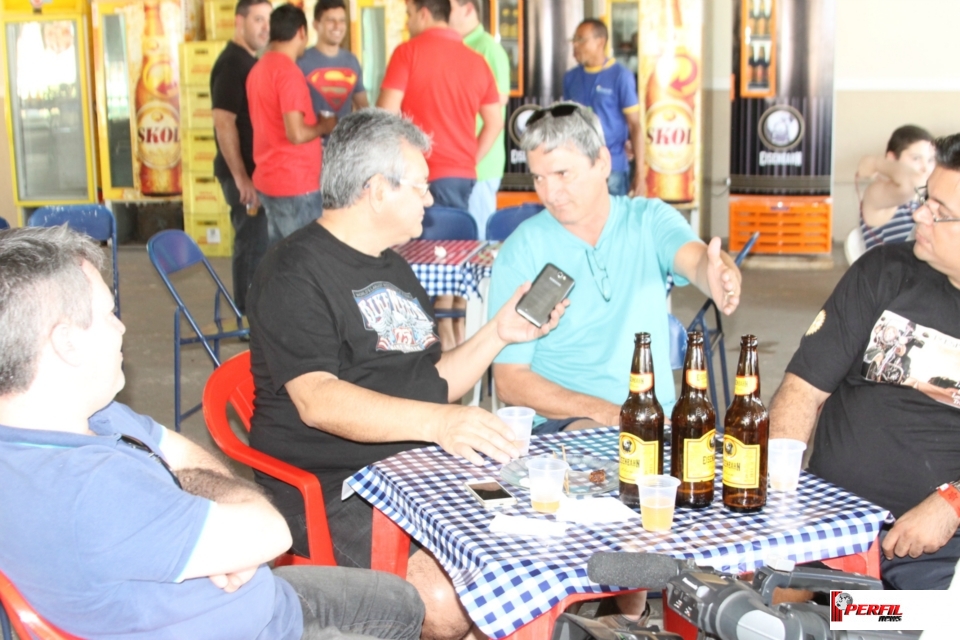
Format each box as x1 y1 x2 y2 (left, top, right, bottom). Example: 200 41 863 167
916 186 960 224
119 434 182 489
398 178 431 199
526 103 605 145
585 248 611 302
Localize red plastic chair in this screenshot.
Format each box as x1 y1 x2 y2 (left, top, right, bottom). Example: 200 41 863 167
0 569 83 640
201 350 336 566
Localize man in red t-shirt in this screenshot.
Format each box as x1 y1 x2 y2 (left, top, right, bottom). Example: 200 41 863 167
377 0 502 213
247 4 336 244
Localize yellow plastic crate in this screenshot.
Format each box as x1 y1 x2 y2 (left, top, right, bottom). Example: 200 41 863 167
182 87 214 130
204 0 235 41
182 130 218 175
185 212 234 257
180 41 227 87
183 172 227 215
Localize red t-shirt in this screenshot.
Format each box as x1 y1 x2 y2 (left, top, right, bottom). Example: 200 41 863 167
246 51 322 197
381 28 499 180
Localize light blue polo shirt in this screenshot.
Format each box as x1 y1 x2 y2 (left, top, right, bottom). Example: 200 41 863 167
489 196 700 422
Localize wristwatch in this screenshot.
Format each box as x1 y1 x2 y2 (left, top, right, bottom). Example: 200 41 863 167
936 481 960 517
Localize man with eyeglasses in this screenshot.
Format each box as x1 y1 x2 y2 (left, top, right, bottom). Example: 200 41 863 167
0 226 425 639
769 133 960 590
247 109 567 640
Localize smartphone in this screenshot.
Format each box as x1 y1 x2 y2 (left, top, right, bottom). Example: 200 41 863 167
515 263 575 328
465 479 518 509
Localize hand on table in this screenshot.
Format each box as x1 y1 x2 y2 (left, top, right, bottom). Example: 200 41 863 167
429 404 520 466
882 491 960 560
705 237 742 316
209 566 258 593
494 282 570 344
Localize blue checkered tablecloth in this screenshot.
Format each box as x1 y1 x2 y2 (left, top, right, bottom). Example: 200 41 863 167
394 240 492 299
347 427 888 638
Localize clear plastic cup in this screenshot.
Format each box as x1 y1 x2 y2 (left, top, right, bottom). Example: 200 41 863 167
637 475 681 532
526 457 568 514
497 406 535 456
768 439 807 493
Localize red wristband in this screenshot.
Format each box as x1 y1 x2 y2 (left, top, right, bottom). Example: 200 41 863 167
937 483 960 518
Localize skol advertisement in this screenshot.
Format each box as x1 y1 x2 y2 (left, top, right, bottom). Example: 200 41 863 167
638 0 702 206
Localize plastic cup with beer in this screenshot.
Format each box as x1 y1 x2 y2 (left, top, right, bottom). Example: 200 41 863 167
637 475 681 532
768 439 807 493
497 406 535 456
526 457 568 514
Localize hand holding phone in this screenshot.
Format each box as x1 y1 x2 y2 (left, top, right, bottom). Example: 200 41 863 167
515 263 575 328
465 479 517 509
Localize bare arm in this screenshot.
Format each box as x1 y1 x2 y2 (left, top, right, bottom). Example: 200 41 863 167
160 427 232 474
476 102 504 164
672 237 742 316
768 372 830 441
493 363 621 426
376 88 404 113
285 372 518 465
858 155 925 227
624 108 645 197
282 110 335 145
212 109 258 209
352 91 370 110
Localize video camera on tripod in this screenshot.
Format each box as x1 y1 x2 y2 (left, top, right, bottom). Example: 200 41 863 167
550 552 921 640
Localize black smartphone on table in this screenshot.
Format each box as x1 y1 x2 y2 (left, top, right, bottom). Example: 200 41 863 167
515 263 575 328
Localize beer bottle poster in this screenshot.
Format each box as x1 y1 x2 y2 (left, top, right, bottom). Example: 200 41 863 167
118 0 183 197
638 0 703 206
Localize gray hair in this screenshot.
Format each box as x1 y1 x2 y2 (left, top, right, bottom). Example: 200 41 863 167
0 225 104 395
519 102 606 163
321 109 432 209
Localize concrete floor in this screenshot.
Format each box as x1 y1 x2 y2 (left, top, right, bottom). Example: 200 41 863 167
111 242 849 457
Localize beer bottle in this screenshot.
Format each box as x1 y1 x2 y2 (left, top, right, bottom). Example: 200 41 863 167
136 0 182 196
670 331 716 508
722 335 769 513
619 333 665 507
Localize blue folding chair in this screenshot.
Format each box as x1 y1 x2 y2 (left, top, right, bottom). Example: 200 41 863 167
418 205 478 241
147 230 248 431
28 205 120 319
485 203 543 241
0 217 9 230
670 232 761 426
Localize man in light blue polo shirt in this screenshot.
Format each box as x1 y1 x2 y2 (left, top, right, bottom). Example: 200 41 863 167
489 102 742 433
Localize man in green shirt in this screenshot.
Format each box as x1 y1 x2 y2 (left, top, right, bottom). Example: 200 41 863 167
450 0 510 239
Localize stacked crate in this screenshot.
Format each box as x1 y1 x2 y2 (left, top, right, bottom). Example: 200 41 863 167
180 40 231 257
204 0 236 41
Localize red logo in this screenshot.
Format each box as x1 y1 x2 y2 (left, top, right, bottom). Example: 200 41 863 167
305 68 358 111
830 591 903 623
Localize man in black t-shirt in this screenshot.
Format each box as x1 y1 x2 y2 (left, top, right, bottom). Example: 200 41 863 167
770 133 960 590
246 109 566 640
210 0 271 312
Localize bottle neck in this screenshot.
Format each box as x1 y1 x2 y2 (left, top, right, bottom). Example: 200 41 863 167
680 345 708 395
734 346 761 398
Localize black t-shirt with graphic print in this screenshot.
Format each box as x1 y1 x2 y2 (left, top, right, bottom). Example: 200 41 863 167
787 242 960 518
247 222 447 522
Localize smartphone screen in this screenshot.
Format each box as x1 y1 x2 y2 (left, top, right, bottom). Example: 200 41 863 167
468 481 514 502
515 263 575 328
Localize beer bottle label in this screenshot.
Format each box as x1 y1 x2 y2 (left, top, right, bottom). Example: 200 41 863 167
137 101 181 169
734 375 758 396
685 369 708 390
682 428 716 483
722 434 760 489
645 99 695 176
629 373 653 393
619 433 659 483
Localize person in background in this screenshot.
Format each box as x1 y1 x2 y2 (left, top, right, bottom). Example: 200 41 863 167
298 0 369 133
563 19 644 197
211 0 272 314
0 225 424 640
858 124 936 249
247 4 336 245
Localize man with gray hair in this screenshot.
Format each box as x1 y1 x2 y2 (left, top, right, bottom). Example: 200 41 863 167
0 225 424 639
247 108 566 640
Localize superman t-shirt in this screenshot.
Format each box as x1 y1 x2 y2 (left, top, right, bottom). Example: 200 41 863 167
298 48 365 121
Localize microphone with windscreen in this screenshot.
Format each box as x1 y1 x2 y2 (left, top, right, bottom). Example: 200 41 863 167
586 552 699 589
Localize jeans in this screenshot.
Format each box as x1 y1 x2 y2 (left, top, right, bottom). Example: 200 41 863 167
272 565 424 640
429 177 475 211
219 177 269 313
258 189 323 246
467 178 500 241
607 170 629 196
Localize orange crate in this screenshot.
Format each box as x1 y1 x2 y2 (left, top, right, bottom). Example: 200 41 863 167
496 191 541 209
729 195 832 255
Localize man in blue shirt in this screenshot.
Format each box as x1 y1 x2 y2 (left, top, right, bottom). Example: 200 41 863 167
563 19 644 197
0 225 423 639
